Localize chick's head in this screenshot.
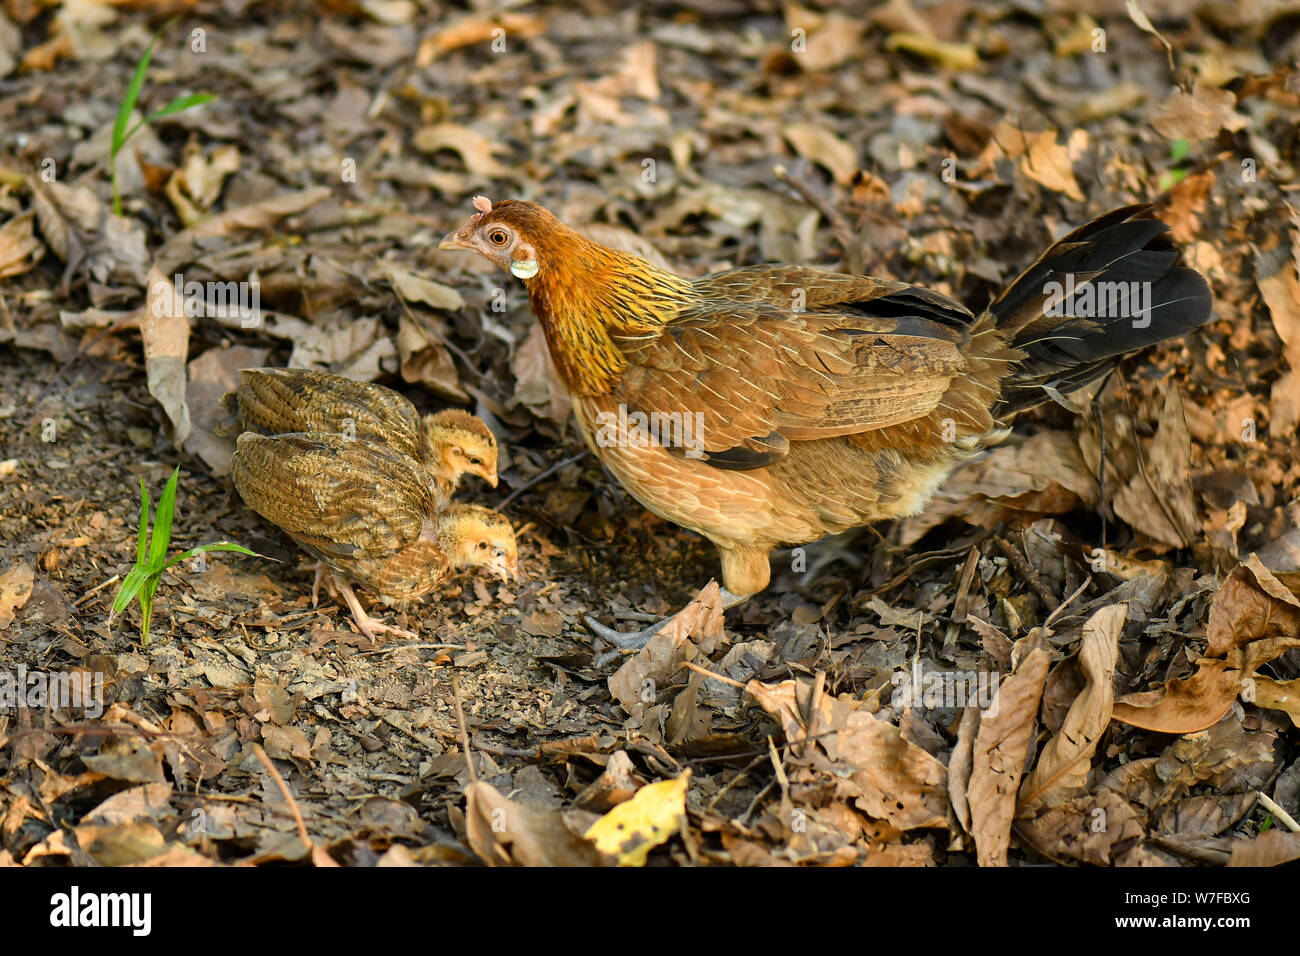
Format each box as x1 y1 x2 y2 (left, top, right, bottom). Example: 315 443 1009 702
438 504 518 582
419 410 499 490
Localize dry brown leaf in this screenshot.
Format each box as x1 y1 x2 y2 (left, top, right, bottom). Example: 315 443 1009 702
1252 676 1300 728
1226 829 1300 867
0 560 35 629
746 678 949 831
412 123 513 178
1207 555 1300 656
396 315 466 403
1015 788 1146 865
385 266 464 311
0 212 44 278
1256 236 1300 433
783 123 859 185
1113 387 1198 548
183 344 269 475
510 323 571 432
994 125 1085 202
967 644 1050 866
883 32 979 71
607 582 725 719
1151 84 1248 142
464 781 609 867
1018 603 1125 816
1112 655 1244 733
140 267 192 445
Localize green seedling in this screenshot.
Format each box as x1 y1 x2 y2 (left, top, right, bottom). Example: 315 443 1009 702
111 18 215 216
111 466 254 645
1157 138 1191 193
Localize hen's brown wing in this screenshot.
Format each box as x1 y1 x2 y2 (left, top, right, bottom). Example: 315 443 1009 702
230 433 437 562
614 266 978 468
226 368 421 452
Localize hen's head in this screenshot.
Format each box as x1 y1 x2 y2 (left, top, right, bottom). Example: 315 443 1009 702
439 197 563 281
419 409 499 489
438 504 519 582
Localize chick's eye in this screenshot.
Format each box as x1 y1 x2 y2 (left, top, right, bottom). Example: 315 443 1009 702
477 541 488 550
470 457 482 466
488 229 509 246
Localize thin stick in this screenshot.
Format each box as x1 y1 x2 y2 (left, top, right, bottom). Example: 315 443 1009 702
252 743 311 849
679 660 745 689
499 450 589 509
353 643 465 657
74 574 121 608
993 536 1057 608
1257 793 1300 834
452 674 477 784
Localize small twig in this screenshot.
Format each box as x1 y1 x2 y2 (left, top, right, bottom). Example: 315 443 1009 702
375 708 457 748
452 674 477 784
353 642 465 657
499 450 590 509
706 753 768 812
252 742 311 849
1257 793 1300 834
1044 575 1093 629
678 659 745 689
993 537 1057 608
73 574 120 608
773 164 854 254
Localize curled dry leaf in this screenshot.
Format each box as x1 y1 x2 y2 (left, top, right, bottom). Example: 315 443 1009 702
0 560 35 629
1017 603 1125 817
1112 655 1244 734
1207 555 1300 656
141 267 192 445
0 212 44 278
464 781 609 867
1112 387 1198 548
606 581 725 719
746 677 949 831
1014 788 1145 866
966 643 1051 867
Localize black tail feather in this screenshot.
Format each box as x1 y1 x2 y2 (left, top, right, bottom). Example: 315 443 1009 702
989 205 1212 416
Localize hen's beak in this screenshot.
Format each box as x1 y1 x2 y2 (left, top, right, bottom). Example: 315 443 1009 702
439 230 471 252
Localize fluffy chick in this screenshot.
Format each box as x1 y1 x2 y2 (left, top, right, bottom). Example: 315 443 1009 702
230 431 518 640
220 367 498 506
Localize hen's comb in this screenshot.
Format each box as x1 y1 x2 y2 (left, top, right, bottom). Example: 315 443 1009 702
472 196 493 214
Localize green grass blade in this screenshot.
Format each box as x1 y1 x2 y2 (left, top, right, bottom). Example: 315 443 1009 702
111 566 147 616
162 541 258 572
148 466 180 571
143 92 215 125
135 479 150 566
112 25 166 158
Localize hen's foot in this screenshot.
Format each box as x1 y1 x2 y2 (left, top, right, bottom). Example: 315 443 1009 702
336 579 417 642
585 587 749 664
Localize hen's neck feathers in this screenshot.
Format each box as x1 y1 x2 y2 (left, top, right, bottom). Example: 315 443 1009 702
525 226 694 395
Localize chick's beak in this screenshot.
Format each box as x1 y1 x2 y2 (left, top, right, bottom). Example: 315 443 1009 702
490 553 519 583
481 467 499 488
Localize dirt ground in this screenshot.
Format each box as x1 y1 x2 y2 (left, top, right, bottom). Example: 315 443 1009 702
1 0 1299 867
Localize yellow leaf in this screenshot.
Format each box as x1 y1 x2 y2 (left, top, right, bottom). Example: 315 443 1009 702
584 772 689 866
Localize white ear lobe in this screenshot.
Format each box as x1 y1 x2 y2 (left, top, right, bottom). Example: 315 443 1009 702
510 258 539 279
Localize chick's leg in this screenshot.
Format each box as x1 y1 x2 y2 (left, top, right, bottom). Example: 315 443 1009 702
311 561 334 607
334 577 417 641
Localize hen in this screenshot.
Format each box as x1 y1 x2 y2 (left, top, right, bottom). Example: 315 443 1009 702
231 431 518 640
220 367 498 506
440 197 1212 648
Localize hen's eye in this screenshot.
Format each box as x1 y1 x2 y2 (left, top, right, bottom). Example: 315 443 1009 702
488 229 509 246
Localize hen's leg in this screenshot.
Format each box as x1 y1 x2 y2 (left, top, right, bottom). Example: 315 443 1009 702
585 587 749 656
335 578 417 641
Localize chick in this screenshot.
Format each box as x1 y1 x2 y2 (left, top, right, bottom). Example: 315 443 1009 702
230 432 518 640
220 367 498 506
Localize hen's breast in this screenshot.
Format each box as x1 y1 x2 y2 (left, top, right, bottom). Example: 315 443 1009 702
572 393 963 549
